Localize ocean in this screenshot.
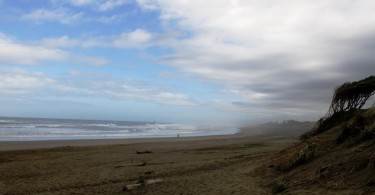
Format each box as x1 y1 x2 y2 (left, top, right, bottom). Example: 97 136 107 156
0 117 238 141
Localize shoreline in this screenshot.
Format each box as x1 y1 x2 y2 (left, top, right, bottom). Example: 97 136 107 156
0 133 251 151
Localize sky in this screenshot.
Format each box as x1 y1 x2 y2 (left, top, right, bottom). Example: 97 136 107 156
0 0 374 125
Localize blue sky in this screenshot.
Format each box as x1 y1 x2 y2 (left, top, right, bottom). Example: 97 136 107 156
0 0 374 125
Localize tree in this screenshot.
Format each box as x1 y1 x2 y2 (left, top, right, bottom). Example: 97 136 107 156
303 75 375 138
326 75 375 117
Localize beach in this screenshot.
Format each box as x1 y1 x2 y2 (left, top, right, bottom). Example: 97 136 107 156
0 134 295 194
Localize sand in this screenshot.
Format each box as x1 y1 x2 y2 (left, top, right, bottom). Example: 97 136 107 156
0 135 295 195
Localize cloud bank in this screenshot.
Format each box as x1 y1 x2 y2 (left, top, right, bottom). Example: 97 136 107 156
135 0 375 118
0 68 196 106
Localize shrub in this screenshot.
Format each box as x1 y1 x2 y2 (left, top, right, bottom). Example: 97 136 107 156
287 144 316 170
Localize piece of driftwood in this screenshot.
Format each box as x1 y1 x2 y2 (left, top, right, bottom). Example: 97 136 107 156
136 150 153 154
122 179 163 191
115 162 147 168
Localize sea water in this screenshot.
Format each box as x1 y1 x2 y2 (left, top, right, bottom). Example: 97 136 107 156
0 117 238 141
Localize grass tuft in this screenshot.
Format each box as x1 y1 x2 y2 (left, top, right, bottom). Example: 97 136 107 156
287 144 316 170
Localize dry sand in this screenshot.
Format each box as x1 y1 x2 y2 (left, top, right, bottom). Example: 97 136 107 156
0 135 295 195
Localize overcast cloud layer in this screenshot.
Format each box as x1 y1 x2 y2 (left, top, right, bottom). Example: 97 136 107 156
137 0 375 116
0 0 374 124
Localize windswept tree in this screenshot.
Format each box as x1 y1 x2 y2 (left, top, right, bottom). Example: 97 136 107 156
326 75 375 117
303 75 375 138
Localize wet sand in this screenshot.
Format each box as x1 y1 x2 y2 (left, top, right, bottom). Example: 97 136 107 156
0 135 295 194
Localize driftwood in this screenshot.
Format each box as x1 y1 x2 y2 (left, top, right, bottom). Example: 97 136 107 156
144 171 153 175
115 162 147 168
136 150 153 154
122 179 163 191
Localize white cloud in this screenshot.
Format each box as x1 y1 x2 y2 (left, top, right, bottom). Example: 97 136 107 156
59 0 130 12
73 56 109 66
113 29 153 48
37 29 155 49
136 0 375 117
97 0 129 11
0 68 196 106
39 29 172 51
39 36 106 48
0 33 108 66
40 36 81 48
97 14 126 24
153 92 196 106
23 8 83 24
0 33 69 65
119 84 196 106
0 69 56 94
67 0 95 6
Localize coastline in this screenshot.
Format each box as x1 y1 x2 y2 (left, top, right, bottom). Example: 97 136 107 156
0 116 239 145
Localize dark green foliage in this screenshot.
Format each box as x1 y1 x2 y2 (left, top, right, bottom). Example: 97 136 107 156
301 110 355 138
336 124 361 144
361 122 375 140
328 76 375 114
302 75 375 139
334 108 375 145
